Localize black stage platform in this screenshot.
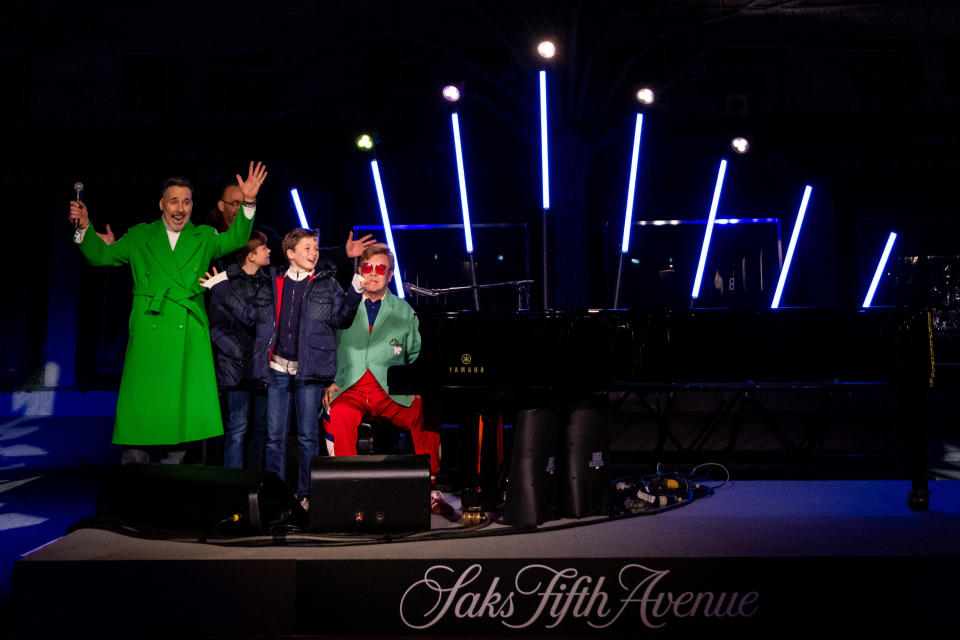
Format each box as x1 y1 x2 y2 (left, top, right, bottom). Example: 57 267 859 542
11 479 960 637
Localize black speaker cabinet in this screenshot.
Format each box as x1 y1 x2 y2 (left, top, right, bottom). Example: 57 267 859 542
504 408 561 527
308 454 431 533
95 463 305 535
562 398 612 518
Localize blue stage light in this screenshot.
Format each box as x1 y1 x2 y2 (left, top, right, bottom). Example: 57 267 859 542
771 185 813 309
539 70 550 210
369 160 405 299
353 223 521 232
862 231 897 308
451 112 474 253
691 159 728 300
631 217 777 227
289 188 310 229
620 113 645 254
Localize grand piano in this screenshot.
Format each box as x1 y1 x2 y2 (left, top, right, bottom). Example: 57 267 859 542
388 307 935 510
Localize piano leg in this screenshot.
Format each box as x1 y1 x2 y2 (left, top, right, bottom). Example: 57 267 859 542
903 383 930 511
456 410 506 513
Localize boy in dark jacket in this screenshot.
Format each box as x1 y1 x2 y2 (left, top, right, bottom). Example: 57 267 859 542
265 229 365 505
208 231 273 470
208 228 367 508
208 228 369 504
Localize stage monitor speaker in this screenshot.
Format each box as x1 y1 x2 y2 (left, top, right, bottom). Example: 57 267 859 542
308 454 431 533
95 463 305 536
562 398 612 518
503 408 560 527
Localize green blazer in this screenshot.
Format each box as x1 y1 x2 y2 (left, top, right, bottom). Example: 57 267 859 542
333 290 420 407
78 211 253 445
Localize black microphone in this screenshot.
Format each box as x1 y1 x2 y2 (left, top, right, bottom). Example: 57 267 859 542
405 282 438 297
73 181 84 230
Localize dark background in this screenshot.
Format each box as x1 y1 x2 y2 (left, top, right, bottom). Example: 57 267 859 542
2 0 958 390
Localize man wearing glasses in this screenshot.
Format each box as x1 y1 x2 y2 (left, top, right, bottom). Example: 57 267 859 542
322 243 453 517
209 183 244 233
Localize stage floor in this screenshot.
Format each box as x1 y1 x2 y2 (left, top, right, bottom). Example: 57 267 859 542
11 479 960 637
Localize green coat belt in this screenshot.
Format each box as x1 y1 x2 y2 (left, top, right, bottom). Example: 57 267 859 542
78 211 254 445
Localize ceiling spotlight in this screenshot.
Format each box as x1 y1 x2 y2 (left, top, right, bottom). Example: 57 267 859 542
636 88 655 105
355 133 374 151
537 40 557 60
731 137 750 154
442 85 461 102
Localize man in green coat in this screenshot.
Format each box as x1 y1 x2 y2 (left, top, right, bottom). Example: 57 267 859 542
68 162 267 463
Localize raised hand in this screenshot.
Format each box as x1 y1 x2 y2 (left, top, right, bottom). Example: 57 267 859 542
96 224 115 245
345 231 376 258
199 266 220 285
237 161 268 203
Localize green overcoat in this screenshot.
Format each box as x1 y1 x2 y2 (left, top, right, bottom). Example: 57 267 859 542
78 211 253 445
332 290 420 407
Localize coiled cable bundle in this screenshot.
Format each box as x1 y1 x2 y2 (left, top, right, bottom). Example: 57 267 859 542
610 462 729 517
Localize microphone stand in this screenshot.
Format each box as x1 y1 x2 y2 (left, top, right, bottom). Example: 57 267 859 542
468 252 480 311
613 251 626 309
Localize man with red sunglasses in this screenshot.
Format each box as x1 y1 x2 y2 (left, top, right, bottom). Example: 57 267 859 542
322 243 455 518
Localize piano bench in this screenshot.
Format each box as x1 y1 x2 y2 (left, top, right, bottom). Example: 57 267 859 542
356 417 411 456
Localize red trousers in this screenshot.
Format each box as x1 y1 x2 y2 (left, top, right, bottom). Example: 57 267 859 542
324 370 441 475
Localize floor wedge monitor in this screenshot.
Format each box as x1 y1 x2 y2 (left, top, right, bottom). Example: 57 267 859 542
308 454 431 533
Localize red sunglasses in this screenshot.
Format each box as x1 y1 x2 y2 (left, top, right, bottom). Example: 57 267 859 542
361 263 388 275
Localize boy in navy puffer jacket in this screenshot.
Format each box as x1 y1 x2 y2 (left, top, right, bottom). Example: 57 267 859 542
209 228 366 507
208 231 273 470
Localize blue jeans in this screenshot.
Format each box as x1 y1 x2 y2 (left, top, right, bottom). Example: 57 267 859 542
223 388 267 470
266 369 323 499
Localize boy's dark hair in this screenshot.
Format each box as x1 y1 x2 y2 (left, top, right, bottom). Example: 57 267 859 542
161 176 193 196
236 230 268 266
282 228 320 257
358 243 394 270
